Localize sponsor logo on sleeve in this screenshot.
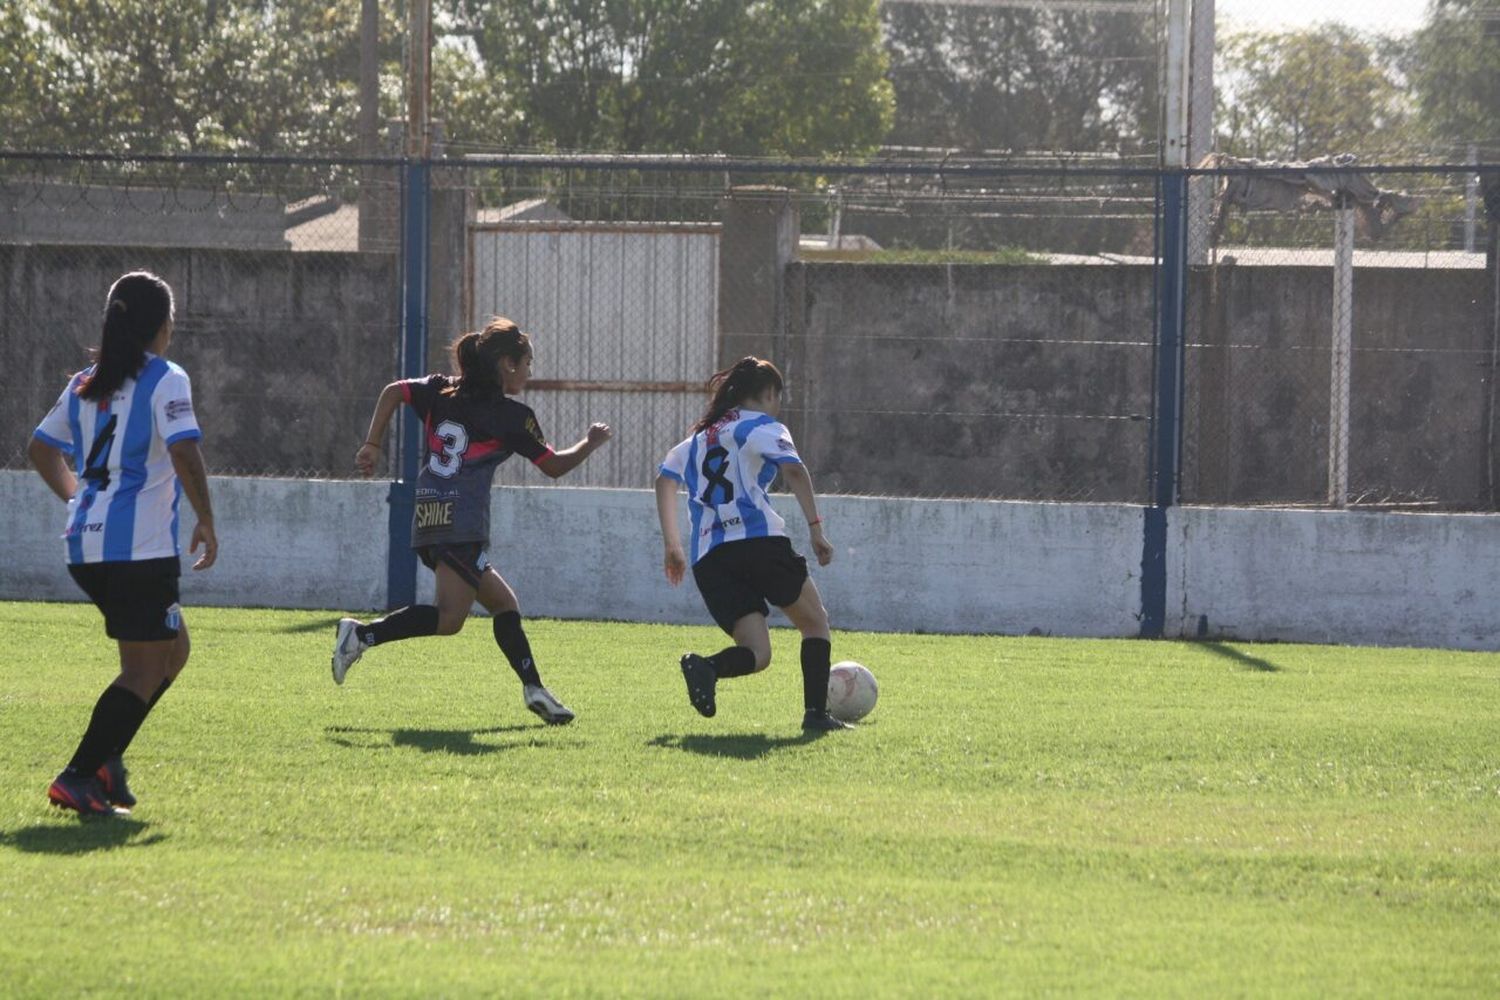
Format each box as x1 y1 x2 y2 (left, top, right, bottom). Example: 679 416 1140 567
165 398 194 421
525 416 545 445
776 436 794 452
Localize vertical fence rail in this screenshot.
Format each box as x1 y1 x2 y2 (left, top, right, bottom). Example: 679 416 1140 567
387 160 429 609
1328 201 1355 508
1141 171 1188 638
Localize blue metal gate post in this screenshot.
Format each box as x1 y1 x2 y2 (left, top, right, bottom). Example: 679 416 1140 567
1141 170 1188 638
387 159 430 609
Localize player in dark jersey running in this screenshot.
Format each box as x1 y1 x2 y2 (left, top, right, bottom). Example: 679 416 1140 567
330 317 611 724
655 357 849 732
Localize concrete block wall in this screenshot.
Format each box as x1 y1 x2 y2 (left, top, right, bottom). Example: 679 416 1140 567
3 471 1494 650
1166 506 1500 651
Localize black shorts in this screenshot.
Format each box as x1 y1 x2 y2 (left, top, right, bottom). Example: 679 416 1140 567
68 558 183 642
692 536 810 634
417 542 491 589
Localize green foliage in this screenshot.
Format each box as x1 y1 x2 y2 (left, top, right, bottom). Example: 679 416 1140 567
1 0 890 158
1404 0 1500 156
2 0 405 154
881 4 1158 154
441 0 893 156
1 602 1498 995
1216 24 1411 161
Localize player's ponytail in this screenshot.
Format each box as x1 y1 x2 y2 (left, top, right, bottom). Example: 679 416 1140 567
77 271 174 402
449 316 531 398
693 356 784 432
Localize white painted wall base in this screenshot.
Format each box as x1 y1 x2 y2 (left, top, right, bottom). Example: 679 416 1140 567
3 472 1496 650
1167 505 1500 651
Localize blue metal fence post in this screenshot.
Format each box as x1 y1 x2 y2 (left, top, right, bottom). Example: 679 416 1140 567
386 158 429 609
1140 170 1187 638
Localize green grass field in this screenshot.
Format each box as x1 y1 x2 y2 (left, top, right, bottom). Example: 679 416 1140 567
1 601 1497 997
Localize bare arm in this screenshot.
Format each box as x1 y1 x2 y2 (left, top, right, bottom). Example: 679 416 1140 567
168 438 218 570
535 423 613 479
28 437 77 503
355 382 406 477
779 462 833 566
655 474 688 585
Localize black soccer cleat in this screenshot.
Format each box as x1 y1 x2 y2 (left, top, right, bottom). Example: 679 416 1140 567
96 755 137 809
48 772 125 818
802 710 853 732
680 653 717 718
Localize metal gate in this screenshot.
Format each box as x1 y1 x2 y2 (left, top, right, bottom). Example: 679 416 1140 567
468 221 720 488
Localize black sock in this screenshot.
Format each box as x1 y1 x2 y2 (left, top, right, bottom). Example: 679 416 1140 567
148 674 174 710
361 605 439 646
801 638 832 713
113 675 175 757
493 611 542 687
65 685 148 777
708 646 757 678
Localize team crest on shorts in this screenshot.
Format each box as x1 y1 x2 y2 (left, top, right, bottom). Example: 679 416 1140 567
164 603 183 632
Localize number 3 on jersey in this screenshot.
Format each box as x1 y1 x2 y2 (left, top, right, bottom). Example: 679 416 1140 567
699 445 735 505
427 420 469 478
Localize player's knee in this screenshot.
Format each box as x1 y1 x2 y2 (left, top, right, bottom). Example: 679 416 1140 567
435 614 466 636
751 647 772 672
171 634 191 671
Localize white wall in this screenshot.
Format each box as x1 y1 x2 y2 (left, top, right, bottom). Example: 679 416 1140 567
4 471 1496 650
2 472 390 612
1166 505 1500 651
1 472 1142 636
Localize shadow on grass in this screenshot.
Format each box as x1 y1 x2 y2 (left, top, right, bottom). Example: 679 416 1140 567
647 732 821 760
0 817 165 855
325 724 538 756
1196 641 1281 673
274 615 347 635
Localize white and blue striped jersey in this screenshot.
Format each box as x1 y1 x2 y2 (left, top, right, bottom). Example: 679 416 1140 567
33 355 202 565
659 409 804 564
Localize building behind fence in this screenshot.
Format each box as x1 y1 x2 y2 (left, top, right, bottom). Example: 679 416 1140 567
2 152 1497 510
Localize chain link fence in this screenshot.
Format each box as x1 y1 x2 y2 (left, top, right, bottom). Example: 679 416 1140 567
0 153 403 480
1181 162 1498 509
4 152 1496 509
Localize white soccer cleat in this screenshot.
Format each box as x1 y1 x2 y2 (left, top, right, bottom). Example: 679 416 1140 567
331 617 370 685
523 685 576 725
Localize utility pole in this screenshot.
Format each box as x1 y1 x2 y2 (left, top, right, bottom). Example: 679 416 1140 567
1162 0 1191 169
406 0 433 158
359 0 379 156
1186 0 1214 264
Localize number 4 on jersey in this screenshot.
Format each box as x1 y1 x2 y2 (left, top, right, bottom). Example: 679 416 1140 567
82 414 118 491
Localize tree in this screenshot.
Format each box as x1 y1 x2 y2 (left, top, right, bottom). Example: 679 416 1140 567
1 0 406 155
1215 25 1409 161
1404 0 1500 157
880 3 1158 154
440 0 893 156
2 0 892 159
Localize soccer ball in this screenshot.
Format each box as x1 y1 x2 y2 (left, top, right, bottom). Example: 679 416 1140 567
827 661 878 723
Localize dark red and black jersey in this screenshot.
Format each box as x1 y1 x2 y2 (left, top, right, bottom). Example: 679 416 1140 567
398 374 554 547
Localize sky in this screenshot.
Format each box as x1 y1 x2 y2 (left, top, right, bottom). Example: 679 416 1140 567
1216 0 1429 33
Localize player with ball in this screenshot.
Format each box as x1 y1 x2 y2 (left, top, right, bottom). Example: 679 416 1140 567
655 357 854 731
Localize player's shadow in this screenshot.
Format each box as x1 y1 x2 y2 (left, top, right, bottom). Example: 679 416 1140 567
0 818 165 855
325 724 537 756
1195 641 1281 673
647 732 820 760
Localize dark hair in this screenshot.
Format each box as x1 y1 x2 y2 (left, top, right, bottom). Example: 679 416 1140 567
445 316 532 398
76 271 175 401
693 356 784 432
